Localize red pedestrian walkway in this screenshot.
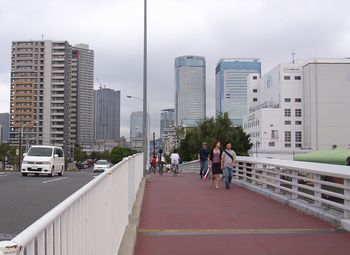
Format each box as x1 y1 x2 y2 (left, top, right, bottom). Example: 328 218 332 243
134 173 350 255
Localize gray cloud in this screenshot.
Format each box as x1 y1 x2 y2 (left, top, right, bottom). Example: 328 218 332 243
1 0 350 139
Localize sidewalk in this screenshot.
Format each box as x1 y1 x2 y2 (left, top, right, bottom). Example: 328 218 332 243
134 173 350 255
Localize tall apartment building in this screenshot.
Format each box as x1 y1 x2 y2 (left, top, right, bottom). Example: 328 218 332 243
160 108 175 135
175 56 206 127
0 113 10 143
10 40 94 159
215 58 261 126
94 87 121 140
73 44 94 147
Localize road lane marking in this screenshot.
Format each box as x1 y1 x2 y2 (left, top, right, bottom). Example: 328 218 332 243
138 228 339 236
42 177 68 184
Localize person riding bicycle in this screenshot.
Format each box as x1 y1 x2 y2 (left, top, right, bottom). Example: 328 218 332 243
170 149 180 176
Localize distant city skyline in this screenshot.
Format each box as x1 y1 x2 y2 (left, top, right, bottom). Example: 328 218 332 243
1 0 350 138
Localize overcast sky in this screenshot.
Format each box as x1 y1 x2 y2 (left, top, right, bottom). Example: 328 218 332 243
1 0 350 139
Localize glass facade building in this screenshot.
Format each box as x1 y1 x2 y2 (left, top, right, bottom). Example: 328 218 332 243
175 56 206 127
215 58 261 126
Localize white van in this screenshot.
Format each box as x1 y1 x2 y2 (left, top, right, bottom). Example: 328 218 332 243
21 146 65 177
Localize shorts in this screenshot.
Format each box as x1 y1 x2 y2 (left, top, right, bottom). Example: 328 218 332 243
212 162 222 175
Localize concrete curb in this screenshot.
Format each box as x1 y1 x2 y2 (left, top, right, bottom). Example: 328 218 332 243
117 177 147 255
233 179 345 230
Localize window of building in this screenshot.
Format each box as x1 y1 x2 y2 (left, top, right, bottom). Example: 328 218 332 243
285 131 291 142
284 109 291 117
295 121 302 125
295 131 302 142
284 98 291 103
295 143 302 148
285 120 291 125
295 76 301 80
271 130 278 139
295 98 302 103
268 142 275 147
285 143 291 148
253 89 258 93
284 76 291 80
253 76 258 80
253 98 257 102
295 109 302 117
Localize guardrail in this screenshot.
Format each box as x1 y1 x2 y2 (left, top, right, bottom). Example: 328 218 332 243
0 153 143 255
179 156 350 229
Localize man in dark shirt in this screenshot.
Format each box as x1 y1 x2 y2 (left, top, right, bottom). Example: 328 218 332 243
198 142 210 179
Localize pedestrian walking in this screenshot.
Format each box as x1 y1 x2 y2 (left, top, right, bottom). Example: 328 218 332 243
221 142 237 189
198 142 210 179
170 149 180 176
150 154 157 174
157 149 165 175
210 141 223 189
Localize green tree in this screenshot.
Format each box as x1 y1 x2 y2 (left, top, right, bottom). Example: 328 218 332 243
74 145 88 162
109 146 137 164
178 113 252 161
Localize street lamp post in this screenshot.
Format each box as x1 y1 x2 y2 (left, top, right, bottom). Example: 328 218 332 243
18 121 38 170
127 95 150 174
143 0 148 176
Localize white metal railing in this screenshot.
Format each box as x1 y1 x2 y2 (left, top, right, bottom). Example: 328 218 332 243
0 153 143 255
179 157 350 226
179 160 199 173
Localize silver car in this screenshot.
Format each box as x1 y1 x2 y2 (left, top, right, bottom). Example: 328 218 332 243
93 160 111 173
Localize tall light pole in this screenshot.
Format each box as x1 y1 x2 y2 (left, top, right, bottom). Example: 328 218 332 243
18 120 38 170
143 0 148 175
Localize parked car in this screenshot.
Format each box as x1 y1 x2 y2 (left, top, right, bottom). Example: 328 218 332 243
93 160 111 173
4 164 14 171
21 145 65 177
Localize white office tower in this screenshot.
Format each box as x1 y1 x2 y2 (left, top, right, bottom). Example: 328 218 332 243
243 63 304 158
303 59 350 150
175 56 206 127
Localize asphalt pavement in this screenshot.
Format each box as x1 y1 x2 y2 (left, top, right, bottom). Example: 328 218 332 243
0 168 98 240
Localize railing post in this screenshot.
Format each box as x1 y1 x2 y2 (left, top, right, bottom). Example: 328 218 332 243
262 165 267 188
243 163 247 182
252 163 256 185
275 167 281 193
313 174 322 207
0 241 20 255
291 170 298 199
344 179 350 219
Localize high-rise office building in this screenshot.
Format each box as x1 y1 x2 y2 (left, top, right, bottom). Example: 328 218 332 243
0 113 10 143
73 44 94 147
215 58 261 126
130 111 143 139
160 108 175 135
94 87 121 140
10 40 94 158
175 56 206 127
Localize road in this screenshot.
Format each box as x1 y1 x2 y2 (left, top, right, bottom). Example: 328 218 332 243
0 168 98 240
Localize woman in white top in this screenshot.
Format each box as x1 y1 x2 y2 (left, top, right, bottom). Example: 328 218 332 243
170 149 180 176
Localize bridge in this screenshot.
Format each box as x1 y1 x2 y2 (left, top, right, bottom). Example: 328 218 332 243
1 154 350 254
